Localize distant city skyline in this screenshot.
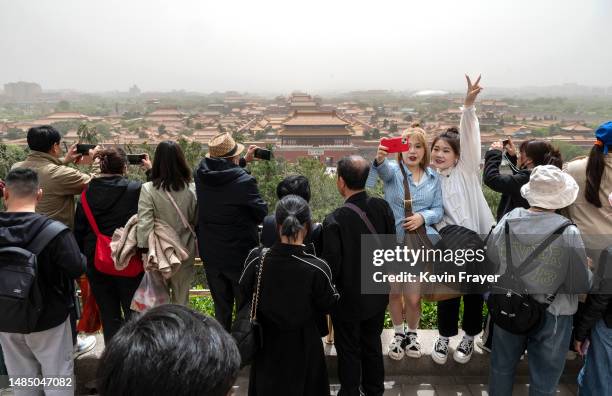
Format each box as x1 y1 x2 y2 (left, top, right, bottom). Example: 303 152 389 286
1 0 611 92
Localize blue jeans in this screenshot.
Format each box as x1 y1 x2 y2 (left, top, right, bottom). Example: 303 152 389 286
489 312 572 396
578 319 612 395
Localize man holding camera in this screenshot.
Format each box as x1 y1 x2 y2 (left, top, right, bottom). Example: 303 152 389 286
12 125 97 230
194 132 268 330
12 125 98 356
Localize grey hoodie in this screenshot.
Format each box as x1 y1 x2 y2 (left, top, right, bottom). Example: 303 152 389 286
487 208 592 316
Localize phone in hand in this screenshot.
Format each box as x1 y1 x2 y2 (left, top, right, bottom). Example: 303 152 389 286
127 154 147 165
502 138 510 147
380 137 410 154
254 148 272 161
76 144 96 155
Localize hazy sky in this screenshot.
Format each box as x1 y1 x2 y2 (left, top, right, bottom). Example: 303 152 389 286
1 0 611 93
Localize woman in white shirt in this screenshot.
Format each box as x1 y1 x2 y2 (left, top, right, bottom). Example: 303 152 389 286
429 75 495 365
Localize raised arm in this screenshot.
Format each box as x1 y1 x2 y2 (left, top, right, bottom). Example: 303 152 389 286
458 74 483 171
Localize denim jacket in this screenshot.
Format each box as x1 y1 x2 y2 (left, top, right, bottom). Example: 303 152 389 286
367 159 443 241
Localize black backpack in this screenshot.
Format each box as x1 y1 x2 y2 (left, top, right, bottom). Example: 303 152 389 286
487 221 572 335
0 221 68 334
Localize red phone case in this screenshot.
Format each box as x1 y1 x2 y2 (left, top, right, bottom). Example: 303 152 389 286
380 137 410 153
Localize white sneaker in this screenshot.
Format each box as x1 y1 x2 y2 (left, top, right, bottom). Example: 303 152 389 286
431 336 449 365
402 332 422 358
388 333 405 360
453 337 474 364
73 334 97 358
476 336 491 353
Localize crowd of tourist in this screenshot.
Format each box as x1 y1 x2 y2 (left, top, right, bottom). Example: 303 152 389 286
0 76 610 396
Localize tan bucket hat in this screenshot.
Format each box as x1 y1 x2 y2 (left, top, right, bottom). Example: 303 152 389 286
206 132 245 158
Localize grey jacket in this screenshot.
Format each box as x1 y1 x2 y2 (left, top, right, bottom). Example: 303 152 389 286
487 208 592 316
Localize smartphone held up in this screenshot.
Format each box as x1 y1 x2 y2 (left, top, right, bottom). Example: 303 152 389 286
380 137 410 154
254 148 272 161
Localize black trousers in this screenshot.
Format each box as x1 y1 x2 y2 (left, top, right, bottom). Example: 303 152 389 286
205 267 242 331
88 269 143 344
332 310 386 396
437 294 483 338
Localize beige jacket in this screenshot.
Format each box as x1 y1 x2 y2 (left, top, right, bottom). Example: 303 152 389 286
13 151 91 229
110 214 139 271
565 155 612 263
146 219 189 278
136 181 197 259
111 214 188 278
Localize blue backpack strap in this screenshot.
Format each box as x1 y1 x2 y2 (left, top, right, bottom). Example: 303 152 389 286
27 221 69 256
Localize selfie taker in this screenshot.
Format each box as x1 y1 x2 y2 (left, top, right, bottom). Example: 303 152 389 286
367 125 443 360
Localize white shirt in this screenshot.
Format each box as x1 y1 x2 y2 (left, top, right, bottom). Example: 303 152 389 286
435 105 495 235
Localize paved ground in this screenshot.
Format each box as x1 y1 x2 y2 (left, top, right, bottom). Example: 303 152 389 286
1 329 582 395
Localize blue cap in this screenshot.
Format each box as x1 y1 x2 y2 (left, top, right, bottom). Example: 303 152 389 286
596 121 612 154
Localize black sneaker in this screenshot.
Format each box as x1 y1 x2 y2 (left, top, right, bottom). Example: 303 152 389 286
401 331 422 358
431 336 449 364
453 337 474 364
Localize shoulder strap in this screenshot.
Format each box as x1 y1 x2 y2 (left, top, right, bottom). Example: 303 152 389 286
397 154 413 217
27 221 69 255
165 190 196 238
343 202 382 246
250 246 267 321
504 221 573 277
80 189 102 237
343 203 377 234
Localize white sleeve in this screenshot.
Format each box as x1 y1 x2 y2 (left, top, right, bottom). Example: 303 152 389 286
457 105 481 172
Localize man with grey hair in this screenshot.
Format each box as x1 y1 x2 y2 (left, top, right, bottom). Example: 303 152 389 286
0 168 85 396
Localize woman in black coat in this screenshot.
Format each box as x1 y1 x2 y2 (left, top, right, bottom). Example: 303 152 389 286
483 138 562 220
74 147 151 343
240 195 339 396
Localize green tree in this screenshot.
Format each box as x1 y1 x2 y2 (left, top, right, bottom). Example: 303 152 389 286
158 124 166 135
553 140 588 162
194 122 203 130
56 100 71 112
77 123 99 144
5 128 22 140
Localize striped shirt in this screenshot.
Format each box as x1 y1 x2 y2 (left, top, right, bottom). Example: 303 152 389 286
367 159 443 241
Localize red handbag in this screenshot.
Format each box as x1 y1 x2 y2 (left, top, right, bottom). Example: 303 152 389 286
80 189 143 277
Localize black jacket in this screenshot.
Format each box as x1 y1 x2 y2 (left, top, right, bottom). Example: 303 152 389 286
261 214 323 256
239 243 338 395
575 247 612 342
194 157 268 272
483 149 531 221
0 212 86 332
74 176 142 274
322 191 396 321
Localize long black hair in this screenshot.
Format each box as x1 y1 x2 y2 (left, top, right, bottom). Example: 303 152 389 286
585 144 607 207
275 195 312 242
151 141 192 192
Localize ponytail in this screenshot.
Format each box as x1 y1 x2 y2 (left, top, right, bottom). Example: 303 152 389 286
275 195 312 242
585 145 606 207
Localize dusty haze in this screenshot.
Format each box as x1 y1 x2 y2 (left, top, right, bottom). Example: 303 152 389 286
1 0 611 92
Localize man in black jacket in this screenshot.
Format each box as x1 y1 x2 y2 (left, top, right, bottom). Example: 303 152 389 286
194 133 268 330
323 156 396 396
0 168 86 393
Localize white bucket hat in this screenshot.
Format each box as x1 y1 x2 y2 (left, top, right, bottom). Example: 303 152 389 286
520 165 579 210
